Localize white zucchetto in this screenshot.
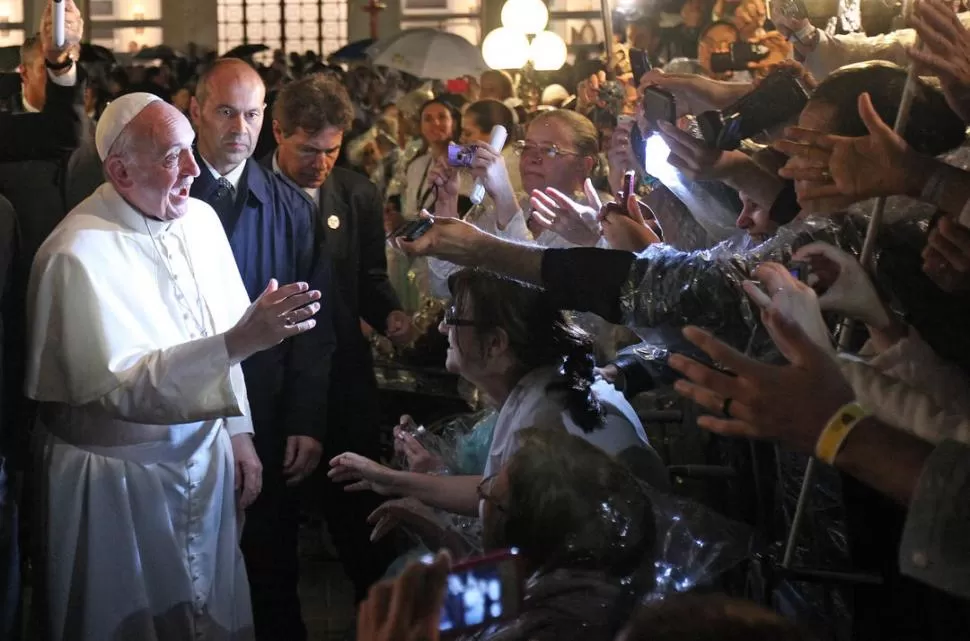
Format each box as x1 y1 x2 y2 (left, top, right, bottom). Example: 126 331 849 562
95 92 163 160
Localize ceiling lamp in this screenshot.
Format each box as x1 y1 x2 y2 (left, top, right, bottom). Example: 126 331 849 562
528 30 567 71
481 27 531 70
501 0 549 34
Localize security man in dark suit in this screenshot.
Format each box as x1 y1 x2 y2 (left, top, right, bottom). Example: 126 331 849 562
188 59 337 641
266 74 411 612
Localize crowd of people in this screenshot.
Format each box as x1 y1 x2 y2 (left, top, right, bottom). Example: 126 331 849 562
2 0 970 638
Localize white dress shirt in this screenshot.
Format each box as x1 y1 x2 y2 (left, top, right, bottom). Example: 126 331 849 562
201 155 247 193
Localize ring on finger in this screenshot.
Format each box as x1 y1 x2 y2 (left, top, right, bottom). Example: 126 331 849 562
722 397 733 419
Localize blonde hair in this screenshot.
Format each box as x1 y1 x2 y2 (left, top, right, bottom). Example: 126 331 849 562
528 109 599 158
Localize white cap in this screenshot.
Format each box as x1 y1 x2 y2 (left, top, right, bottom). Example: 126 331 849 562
95 92 163 160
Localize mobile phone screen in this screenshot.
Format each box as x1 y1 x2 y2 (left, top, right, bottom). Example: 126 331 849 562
433 550 521 635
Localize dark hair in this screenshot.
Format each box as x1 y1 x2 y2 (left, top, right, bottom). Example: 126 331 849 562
418 98 460 141
464 99 516 145
273 73 354 136
488 428 656 577
810 61 967 157
699 19 740 41
448 269 603 431
622 595 818 641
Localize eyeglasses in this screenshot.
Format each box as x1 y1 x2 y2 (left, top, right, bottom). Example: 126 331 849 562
512 140 582 160
443 305 477 327
477 474 506 512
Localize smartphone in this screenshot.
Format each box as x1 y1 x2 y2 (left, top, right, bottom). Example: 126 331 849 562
390 218 434 242
788 261 810 282
709 42 771 73
433 549 523 636
619 170 637 209
629 47 652 87
643 86 676 128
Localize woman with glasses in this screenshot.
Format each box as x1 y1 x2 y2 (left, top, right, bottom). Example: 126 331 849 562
329 268 667 521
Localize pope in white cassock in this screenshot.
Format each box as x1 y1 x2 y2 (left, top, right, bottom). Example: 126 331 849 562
24 93 322 641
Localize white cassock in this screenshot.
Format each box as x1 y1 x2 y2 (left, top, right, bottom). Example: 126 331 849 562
26 182 255 641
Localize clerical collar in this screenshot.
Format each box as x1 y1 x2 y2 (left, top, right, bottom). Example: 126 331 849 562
200 155 246 193
272 152 319 207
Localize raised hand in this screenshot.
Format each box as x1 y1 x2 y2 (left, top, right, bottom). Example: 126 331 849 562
667 311 854 453
41 0 83 66
793 242 892 329
357 552 451 641
393 416 439 473
742 262 834 353
775 92 924 206
395 212 487 264
909 0 970 123
427 157 460 219
530 185 601 246
328 451 398 496
225 279 321 364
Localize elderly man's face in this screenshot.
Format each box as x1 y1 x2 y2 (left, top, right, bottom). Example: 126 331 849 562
121 103 201 221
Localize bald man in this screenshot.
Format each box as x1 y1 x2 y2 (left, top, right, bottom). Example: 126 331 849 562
189 59 336 640
26 92 321 640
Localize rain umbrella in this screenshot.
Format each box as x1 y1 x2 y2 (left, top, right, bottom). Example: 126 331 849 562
133 45 183 60
223 43 270 59
368 29 486 80
328 38 374 62
80 43 115 64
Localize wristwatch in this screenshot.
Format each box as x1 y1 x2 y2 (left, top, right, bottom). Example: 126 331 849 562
45 55 75 72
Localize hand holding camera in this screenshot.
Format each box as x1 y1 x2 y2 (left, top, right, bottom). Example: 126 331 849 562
793 242 893 330
427 156 461 219
742 262 835 355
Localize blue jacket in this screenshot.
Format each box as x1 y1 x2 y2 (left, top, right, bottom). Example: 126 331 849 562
191 154 336 443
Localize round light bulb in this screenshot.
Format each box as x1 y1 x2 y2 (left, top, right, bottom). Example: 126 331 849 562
529 30 567 71
481 27 531 70
501 0 549 34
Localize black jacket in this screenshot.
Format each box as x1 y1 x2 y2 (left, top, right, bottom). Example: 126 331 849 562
262 154 402 450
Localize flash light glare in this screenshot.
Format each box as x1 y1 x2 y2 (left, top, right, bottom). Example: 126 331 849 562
643 133 680 185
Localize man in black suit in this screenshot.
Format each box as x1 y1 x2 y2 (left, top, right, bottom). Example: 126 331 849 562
189 58 336 641
267 73 411 606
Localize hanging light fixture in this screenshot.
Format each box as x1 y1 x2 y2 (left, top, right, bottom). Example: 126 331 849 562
500 0 549 34
528 30 567 71
481 26 531 70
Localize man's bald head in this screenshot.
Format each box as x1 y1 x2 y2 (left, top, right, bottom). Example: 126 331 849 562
105 100 200 221
195 58 265 107
191 58 267 174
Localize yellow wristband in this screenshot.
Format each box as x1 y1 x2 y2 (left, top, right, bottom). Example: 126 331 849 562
814 402 868 465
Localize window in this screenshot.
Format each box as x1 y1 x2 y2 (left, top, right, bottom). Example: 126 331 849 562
217 0 347 56
0 0 25 47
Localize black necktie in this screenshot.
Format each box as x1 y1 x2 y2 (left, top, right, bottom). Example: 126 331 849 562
212 177 236 219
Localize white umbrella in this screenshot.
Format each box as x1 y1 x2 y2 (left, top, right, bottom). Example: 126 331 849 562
368 28 487 80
